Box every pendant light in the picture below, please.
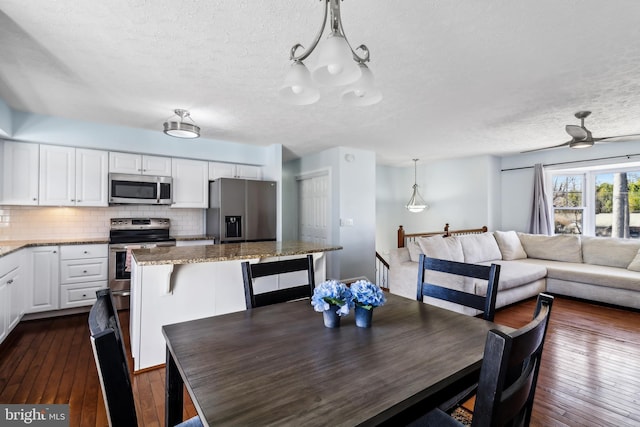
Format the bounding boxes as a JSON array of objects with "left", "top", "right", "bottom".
[
  {"left": 406, "top": 159, "right": 428, "bottom": 213},
  {"left": 280, "top": 0, "right": 381, "bottom": 106},
  {"left": 163, "top": 109, "right": 200, "bottom": 139}
]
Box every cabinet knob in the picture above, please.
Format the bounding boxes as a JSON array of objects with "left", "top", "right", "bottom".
[
  {"left": 53, "top": 251, "right": 57, "bottom": 254},
  {"left": 32, "top": 198, "right": 37, "bottom": 201},
  {"left": 70, "top": 199, "right": 75, "bottom": 202},
  {"left": 7, "top": 279, "right": 13, "bottom": 284},
  {"left": 84, "top": 251, "right": 88, "bottom": 254},
  {"left": 82, "top": 294, "right": 87, "bottom": 298},
  {"left": 77, "top": 199, "right": 81, "bottom": 202},
  {"left": 83, "top": 270, "right": 88, "bottom": 273}
]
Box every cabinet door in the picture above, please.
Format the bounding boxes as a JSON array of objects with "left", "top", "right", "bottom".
[
  {"left": 172, "top": 158, "right": 208, "bottom": 208},
  {"left": 0, "top": 281, "right": 6, "bottom": 343},
  {"left": 27, "top": 247, "right": 60, "bottom": 313},
  {"left": 75, "top": 149, "right": 108, "bottom": 206},
  {"left": 39, "top": 145, "right": 75, "bottom": 206},
  {"left": 236, "top": 165, "right": 263, "bottom": 180},
  {"left": 1, "top": 141, "right": 39, "bottom": 205},
  {"left": 6, "top": 267, "right": 22, "bottom": 330},
  {"left": 209, "top": 162, "right": 236, "bottom": 180},
  {"left": 142, "top": 155, "right": 172, "bottom": 176},
  {"left": 109, "top": 152, "right": 142, "bottom": 174}
]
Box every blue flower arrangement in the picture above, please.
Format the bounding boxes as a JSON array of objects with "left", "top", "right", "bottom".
[
  {"left": 350, "top": 280, "right": 386, "bottom": 310},
  {"left": 311, "top": 280, "right": 354, "bottom": 316}
]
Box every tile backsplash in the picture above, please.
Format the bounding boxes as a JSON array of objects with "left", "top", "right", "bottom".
[{"left": 0, "top": 205, "right": 204, "bottom": 241}]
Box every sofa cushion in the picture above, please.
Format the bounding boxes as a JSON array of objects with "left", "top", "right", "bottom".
[
  {"left": 458, "top": 233, "right": 502, "bottom": 263},
  {"left": 417, "top": 235, "right": 464, "bottom": 262},
  {"left": 407, "top": 241, "right": 422, "bottom": 263},
  {"left": 475, "top": 260, "right": 547, "bottom": 294},
  {"left": 517, "top": 233, "right": 582, "bottom": 263},
  {"left": 493, "top": 230, "right": 527, "bottom": 260},
  {"left": 517, "top": 258, "right": 640, "bottom": 292},
  {"left": 581, "top": 236, "right": 640, "bottom": 268},
  {"left": 628, "top": 249, "right": 640, "bottom": 272}
]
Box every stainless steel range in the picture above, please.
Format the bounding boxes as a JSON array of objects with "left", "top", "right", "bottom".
[{"left": 108, "top": 218, "right": 176, "bottom": 309}]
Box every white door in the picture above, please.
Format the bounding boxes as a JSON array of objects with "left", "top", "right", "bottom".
[
  {"left": 297, "top": 173, "right": 330, "bottom": 244},
  {"left": 171, "top": 158, "right": 208, "bottom": 208},
  {"left": 27, "top": 246, "right": 60, "bottom": 313}
]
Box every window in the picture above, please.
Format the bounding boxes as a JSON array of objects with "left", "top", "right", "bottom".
[{"left": 550, "top": 164, "right": 640, "bottom": 239}]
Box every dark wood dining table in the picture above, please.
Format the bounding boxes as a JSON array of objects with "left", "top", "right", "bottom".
[{"left": 162, "top": 293, "right": 512, "bottom": 427}]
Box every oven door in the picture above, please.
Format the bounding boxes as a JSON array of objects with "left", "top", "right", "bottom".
[{"left": 108, "top": 241, "right": 175, "bottom": 309}]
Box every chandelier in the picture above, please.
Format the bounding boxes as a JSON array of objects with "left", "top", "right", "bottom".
[
  {"left": 406, "top": 159, "right": 428, "bottom": 213},
  {"left": 163, "top": 109, "right": 200, "bottom": 139},
  {"left": 279, "top": 0, "right": 382, "bottom": 106}
]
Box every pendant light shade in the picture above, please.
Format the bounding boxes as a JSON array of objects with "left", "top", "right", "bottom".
[
  {"left": 311, "top": 34, "right": 361, "bottom": 86},
  {"left": 406, "top": 159, "right": 428, "bottom": 213},
  {"left": 279, "top": 61, "right": 321, "bottom": 105},
  {"left": 341, "top": 63, "right": 382, "bottom": 106},
  {"left": 281, "top": 0, "right": 381, "bottom": 105},
  {"left": 163, "top": 109, "right": 200, "bottom": 139}
]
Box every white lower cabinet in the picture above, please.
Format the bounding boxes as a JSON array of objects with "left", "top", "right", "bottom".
[
  {"left": 27, "top": 246, "right": 60, "bottom": 313},
  {"left": 59, "top": 244, "right": 108, "bottom": 309},
  {"left": 0, "top": 251, "right": 24, "bottom": 344}
]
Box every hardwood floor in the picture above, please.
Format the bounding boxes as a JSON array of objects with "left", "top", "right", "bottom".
[{"left": 0, "top": 296, "right": 638, "bottom": 426}]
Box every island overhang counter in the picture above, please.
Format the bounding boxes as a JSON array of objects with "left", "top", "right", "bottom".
[{"left": 129, "top": 241, "right": 342, "bottom": 371}]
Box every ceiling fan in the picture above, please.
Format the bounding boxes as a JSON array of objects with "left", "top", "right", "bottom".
[{"left": 522, "top": 111, "right": 640, "bottom": 153}]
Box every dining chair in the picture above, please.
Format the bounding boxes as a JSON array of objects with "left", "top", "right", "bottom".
[
  {"left": 417, "top": 254, "right": 501, "bottom": 321},
  {"left": 89, "top": 289, "right": 202, "bottom": 427},
  {"left": 408, "top": 293, "right": 555, "bottom": 427},
  {"left": 241, "top": 254, "right": 315, "bottom": 309}
]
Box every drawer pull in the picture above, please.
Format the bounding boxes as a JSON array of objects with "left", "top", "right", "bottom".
[
  {"left": 84, "top": 251, "right": 88, "bottom": 254},
  {"left": 82, "top": 294, "right": 87, "bottom": 298},
  {"left": 7, "top": 279, "right": 13, "bottom": 284},
  {"left": 83, "top": 270, "right": 88, "bottom": 273}
]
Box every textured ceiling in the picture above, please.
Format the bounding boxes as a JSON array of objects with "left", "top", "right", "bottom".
[{"left": 2, "top": 0, "right": 640, "bottom": 166}]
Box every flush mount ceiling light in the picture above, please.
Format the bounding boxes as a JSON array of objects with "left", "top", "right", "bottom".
[
  {"left": 279, "top": 0, "right": 382, "bottom": 106},
  {"left": 163, "top": 109, "right": 200, "bottom": 139},
  {"left": 406, "top": 159, "right": 428, "bottom": 213}
]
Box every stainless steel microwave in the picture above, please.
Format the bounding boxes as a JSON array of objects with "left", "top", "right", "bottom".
[{"left": 109, "top": 173, "right": 172, "bottom": 205}]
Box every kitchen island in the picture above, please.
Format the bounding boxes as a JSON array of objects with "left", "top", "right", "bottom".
[{"left": 129, "top": 241, "right": 342, "bottom": 371}]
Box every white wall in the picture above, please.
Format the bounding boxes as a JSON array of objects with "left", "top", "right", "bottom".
[
  {"left": 376, "top": 155, "right": 501, "bottom": 258},
  {"left": 283, "top": 146, "right": 377, "bottom": 281}
]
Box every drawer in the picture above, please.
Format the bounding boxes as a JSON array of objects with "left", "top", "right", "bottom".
[
  {"left": 60, "top": 282, "right": 107, "bottom": 308},
  {"left": 60, "top": 258, "right": 108, "bottom": 284},
  {"left": 60, "top": 244, "right": 108, "bottom": 260}
]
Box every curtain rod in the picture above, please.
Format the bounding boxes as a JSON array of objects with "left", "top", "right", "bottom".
[{"left": 501, "top": 153, "right": 640, "bottom": 172}]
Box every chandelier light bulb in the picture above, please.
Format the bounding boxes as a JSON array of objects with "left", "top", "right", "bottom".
[
  {"left": 292, "top": 85, "right": 304, "bottom": 94},
  {"left": 327, "top": 63, "right": 343, "bottom": 75}
]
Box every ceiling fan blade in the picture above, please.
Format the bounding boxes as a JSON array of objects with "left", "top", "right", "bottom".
[
  {"left": 521, "top": 141, "right": 571, "bottom": 153},
  {"left": 565, "top": 125, "right": 589, "bottom": 140},
  {"left": 593, "top": 133, "right": 640, "bottom": 142}
]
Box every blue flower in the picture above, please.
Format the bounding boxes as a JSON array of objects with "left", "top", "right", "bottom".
[
  {"left": 350, "top": 280, "right": 386, "bottom": 310},
  {"left": 311, "top": 280, "right": 354, "bottom": 316}
]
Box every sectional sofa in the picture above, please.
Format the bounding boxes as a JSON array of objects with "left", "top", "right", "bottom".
[{"left": 389, "top": 229, "right": 640, "bottom": 314}]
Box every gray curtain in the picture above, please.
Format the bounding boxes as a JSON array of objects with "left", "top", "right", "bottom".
[{"left": 529, "top": 163, "right": 552, "bottom": 235}]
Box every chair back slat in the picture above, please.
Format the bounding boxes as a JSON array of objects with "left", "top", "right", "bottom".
[
  {"left": 417, "top": 255, "right": 500, "bottom": 321},
  {"left": 472, "top": 293, "right": 554, "bottom": 427},
  {"left": 89, "top": 289, "right": 137, "bottom": 427},
  {"left": 242, "top": 254, "right": 315, "bottom": 309}
]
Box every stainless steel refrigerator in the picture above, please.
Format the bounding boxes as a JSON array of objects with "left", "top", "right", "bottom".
[{"left": 206, "top": 178, "right": 277, "bottom": 243}]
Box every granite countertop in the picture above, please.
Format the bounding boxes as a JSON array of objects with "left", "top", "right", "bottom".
[
  {"left": 132, "top": 241, "right": 343, "bottom": 266},
  {"left": 0, "top": 238, "right": 110, "bottom": 257}
]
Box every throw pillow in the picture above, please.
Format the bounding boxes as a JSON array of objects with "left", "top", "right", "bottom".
[
  {"left": 517, "top": 233, "right": 582, "bottom": 263},
  {"left": 407, "top": 241, "right": 423, "bottom": 263},
  {"left": 494, "top": 230, "right": 527, "bottom": 260},
  {"left": 628, "top": 249, "right": 640, "bottom": 272},
  {"left": 458, "top": 233, "right": 502, "bottom": 263},
  {"left": 417, "top": 235, "right": 464, "bottom": 262}
]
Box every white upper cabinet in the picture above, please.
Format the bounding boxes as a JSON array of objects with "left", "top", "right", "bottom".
[
  {"left": 1, "top": 141, "right": 40, "bottom": 205},
  {"left": 39, "top": 145, "right": 75, "bottom": 206},
  {"left": 109, "top": 152, "right": 172, "bottom": 176},
  {"left": 209, "top": 162, "right": 262, "bottom": 180},
  {"left": 172, "top": 158, "right": 208, "bottom": 208},
  {"left": 39, "top": 146, "right": 108, "bottom": 206},
  {"left": 75, "top": 149, "right": 109, "bottom": 206}
]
